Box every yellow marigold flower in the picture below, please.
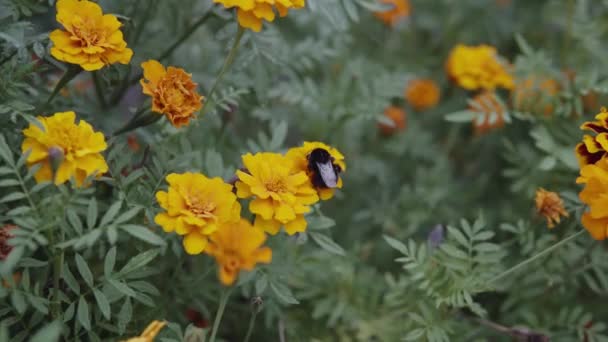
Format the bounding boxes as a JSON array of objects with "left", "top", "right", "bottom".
[
  {"left": 405, "top": 79, "right": 441, "bottom": 111},
  {"left": 374, "top": 0, "right": 411, "bottom": 26},
  {"left": 469, "top": 91, "right": 507, "bottom": 135},
  {"left": 21, "top": 111, "right": 108, "bottom": 187},
  {"left": 445, "top": 44, "right": 514, "bottom": 91},
  {"left": 49, "top": 0, "right": 133, "bottom": 71},
  {"left": 235, "top": 152, "right": 318, "bottom": 235},
  {"left": 122, "top": 320, "right": 166, "bottom": 342},
  {"left": 213, "top": 0, "right": 305, "bottom": 32},
  {"left": 575, "top": 107, "right": 608, "bottom": 167},
  {"left": 535, "top": 188, "right": 568, "bottom": 229},
  {"left": 378, "top": 106, "right": 407, "bottom": 136},
  {"left": 285, "top": 142, "right": 346, "bottom": 200},
  {"left": 576, "top": 159, "right": 608, "bottom": 240},
  {"left": 140, "top": 60, "right": 203, "bottom": 128},
  {"left": 155, "top": 172, "right": 241, "bottom": 255},
  {"left": 512, "top": 76, "right": 559, "bottom": 116},
  {"left": 206, "top": 219, "right": 272, "bottom": 285}
]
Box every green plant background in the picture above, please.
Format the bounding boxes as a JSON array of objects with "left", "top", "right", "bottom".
[{"left": 1, "top": 0, "right": 608, "bottom": 341}]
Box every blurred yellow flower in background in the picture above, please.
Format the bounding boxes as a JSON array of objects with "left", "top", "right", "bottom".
[
  {"left": 446, "top": 44, "right": 513, "bottom": 91},
  {"left": 155, "top": 173, "right": 241, "bottom": 254},
  {"left": 374, "top": 0, "right": 411, "bottom": 26},
  {"left": 122, "top": 320, "right": 166, "bottom": 342},
  {"left": 535, "top": 188, "right": 568, "bottom": 229},
  {"left": 405, "top": 79, "right": 440, "bottom": 111},
  {"left": 140, "top": 60, "right": 204, "bottom": 128},
  {"left": 214, "top": 0, "right": 305, "bottom": 32},
  {"left": 21, "top": 111, "right": 108, "bottom": 186},
  {"left": 236, "top": 152, "right": 318, "bottom": 235},
  {"left": 469, "top": 91, "right": 507, "bottom": 135},
  {"left": 49, "top": 0, "right": 133, "bottom": 71},
  {"left": 577, "top": 159, "right": 608, "bottom": 240},
  {"left": 206, "top": 219, "right": 272, "bottom": 285},
  {"left": 575, "top": 107, "right": 608, "bottom": 167},
  {"left": 286, "top": 142, "right": 346, "bottom": 200}
]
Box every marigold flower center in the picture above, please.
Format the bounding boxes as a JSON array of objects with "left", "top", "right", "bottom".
[
  {"left": 222, "top": 253, "right": 241, "bottom": 271},
  {"left": 187, "top": 196, "right": 217, "bottom": 219},
  {"left": 71, "top": 18, "right": 105, "bottom": 47},
  {"left": 265, "top": 179, "right": 287, "bottom": 193}
]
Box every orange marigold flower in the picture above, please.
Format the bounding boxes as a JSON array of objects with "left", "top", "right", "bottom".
[
  {"left": 21, "top": 111, "right": 108, "bottom": 186},
  {"left": 214, "top": 0, "right": 305, "bottom": 32},
  {"left": 206, "top": 219, "right": 272, "bottom": 285},
  {"left": 535, "top": 188, "right": 568, "bottom": 229},
  {"left": 512, "top": 76, "right": 560, "bottom": 116},
  {"left": 576, "top": 159, "right": 608, "bottom": 240},
  {"left": 140, "top": 60, "right": 204, "bottom": 128},
  {"left": 470, "top": 91, "right": 508, "bottom": 135},
  {"left": 154, "top": 172, "right": 241, "bottom": 255},
  {"left": 575, "top": 107, "right": 608, "bottom": 167},
  {"left": 49, "top": 0, "right": 133, "bottom": 71},
  {"left": 0, "top": 224, "right": 16, "bottom": 260},
  {"left": 2, "top": 273, "right": 21, "bottom": 289},
  {"left": 405, "top": 79, "right": 441, "bottom": 111},
  {"left": 374, "top": 0, "right": 411, "bottom": 26},
  {"left": 378, "top": 106, "right": 406, "bottom": 136},
  {"left": 446, "top": 44, "right": 514, "bottom": 91},
  {"left": 235, "top": 152, "right": 319, "bottom": 235},
  {"left": 122, "top": 320, "right": 166, "bottom": 342},
  {"left": 285, "top": 142, "right": 346, "bottom": 200}
]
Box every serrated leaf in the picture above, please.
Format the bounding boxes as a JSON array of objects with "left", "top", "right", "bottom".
[{"left": 75, "top": 254, "right": 94, "bottom": 287}]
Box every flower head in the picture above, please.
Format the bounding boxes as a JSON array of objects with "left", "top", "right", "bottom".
[
  {"left": 374, "top": 0, "right": 411, "bottom": 26},
  {"left": 140, "top": 60, "right": 204, "bottom": 128},
  {"left": 535, "top": 188, "right": 568, "bottom": 229},
  {"left": 285, "top": 142, "right": 346, "bottom": 200},
  {"left": 21, "top": 111, "right": 108, "bottom": 186},
  {"left": 446, "top": 44, "right": 514, "bottom": 91},
  {"left": 236, "top": 152, "right": 318, "bottom": 235},
  {"left": 469, "top": 91, "right": 507, "bottom": 135},
  {"left": 122, "top": 320, "right": 166, "bottom": 342},
  {"left": 378, "top": 106, "right": 407, "bottom": 136},
  {"left": 214, "top": 0, "right": 305, "bottom": 32},
  {"left": 206, "top": 219, "right": 272, "bottom": 285},
  {"left": 155, "top": 172, "right": 241, "bottom": 254},
  {"left": 575, "top": 107, "right": 608, "bottom": 167},
  {"left": 0, "top": 225, "right": 16, "bottom": 260},
  {"left": 577, "top": 160, "right": 608, "bottom": 240},
  {"left": 49, "top": 0, "right": 133, "bottom": 71},
  {"left": 405, "top": 79, "right": 441, "bottom": 111},
  {"left": 512, "top": 76, "right": 559, "bottom": 116}
]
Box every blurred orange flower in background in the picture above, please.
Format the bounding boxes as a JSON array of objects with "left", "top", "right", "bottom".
[
  {"left": 512, "top": 76, "right": 559, "bottom": 116},
  {"left": 535, "top": 188, "right": 568, "bottom": 229},
  {"left": 374, "top": 0, "right": 411, "bottom": 26},
  {"left": 140, "top": 60, "right": 204, "bottom": 128},
  {"left": 405, "top": 79, "right": 441, "bottom": 111},
  {"left": 49, "top": 0, "right": 133, "bottom": 71},
  {"left": 214, "top": 0, "right": 305, "bottom": 32},
  {"left": 446, "top": 44, "right": 514, "bottom": 91},
  {"left": 379, "top": 105, "right": 406, "bottom": 136},
  {"left": 469, "top": 91, "right": 507, "bottom": 135}
]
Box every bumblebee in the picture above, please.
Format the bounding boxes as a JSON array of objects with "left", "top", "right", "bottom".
[{"left": 307, "top": 148, "right": 342, "bottom": 188}]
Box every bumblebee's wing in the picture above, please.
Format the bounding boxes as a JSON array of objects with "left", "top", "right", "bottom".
[{"left": 315, "top": 161, "right": 338, "bottom": 188}]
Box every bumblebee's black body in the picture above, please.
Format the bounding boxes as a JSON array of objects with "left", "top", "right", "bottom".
[{"left": 307, "top": 148, "right": 342, "bottom": 188}]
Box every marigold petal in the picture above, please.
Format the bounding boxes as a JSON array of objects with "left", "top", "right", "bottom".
[
  {"left": 183, "top": 232, "right": 208, "bottom": 255},
  {"left": 250, "top": 199, "right": 274, "bottom": 220},
  {"left": 141, "top": 60, "right": 166, "bottom": 86},
  {"left": 219, "top": 266, "right": 237, "bottom": 285},
  {"left": 582, "top": 212, "right": 608, "bottom": 240},
  {"left": 237, "top": 9, "right": 263, "bottom": 32},
  {"left": 284, "top": 215, "right": 307, "bottom": 235},
  {"left": 154, "top": 213, "right": 176, "bottom": 233},
  {"left": 254, "top": 217, "right": 281, "bottom": 235}
]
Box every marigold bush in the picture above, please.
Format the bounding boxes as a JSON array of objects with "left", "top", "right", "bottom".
[{"left": 2, "top": 0, "right": 608, "bottom": 341}]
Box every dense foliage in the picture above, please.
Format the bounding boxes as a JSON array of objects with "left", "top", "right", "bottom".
[{"left": 1, "top": 0, "right": 608, "bottom": 341}]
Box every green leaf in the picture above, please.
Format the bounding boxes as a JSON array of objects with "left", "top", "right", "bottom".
[
  {"left": 108, "top": 279, "right": 136, "bottom": 297},
  {"left": 66, "top": 208, "right": 83, "bottom": 234},
  {"left": 270, "top": 281, "right": 299, "bottom": 305},
  {"left": 30, "top": 321, "right": 62, "bottom": 342},
  {"left": 77, "top": 296, "right": 91, "bottom": 330},
  {"left": 444, "top": 110, "right": 475, "bottom": 122},
  {"left": 0, "top": 323, "right": 8, "bottom": 342},
  {"left": 62, "top": 264, "right": 80, "bottom": 294},
  {"left": 0, "top": 179, "right": 19, "bottom": 187},
  {"left": 104, "top": 247, "right": 116, "bottom": 277},
  {"left": 11, "top": 290, "right": 26, "bottom": 314},
  {"left": 120, "top": 225, "right": 165, "bottom": 246},
  {"left": 99, "top": 200, "right": 122, "bottom": 227},
  {"left": 75, "top": 254, "right": 94, "bottom": 287},
  {"left": 0, "top": 192, "right": 26, "bottom": 203},
  {"left": 0, "top": 135, "right": 14, "bottom": 165},
  {"left": 383, "top": 235, "right": 408, "bottom": 254},
  {"left": 113, "top": 207, "right": 141, "bottom": 224},
  {"left": 86, "top": 198, "right": 98, "bottom": 229},
  {"left": 117, "top": 298, "right": 132, "bottom": 334},
  {"left": 255, "top": 273, "right": 268, "bottom": 295},
  {"left": 307, "top": 216, "right": 336, "bottom": 230},
  {"left": 93, "top": 288, "right": 111, "bottom": 320},
  {"left": 310, "top": 232, "right": 345, "bottom": 256},
  {"left": 118, "top": 249, "right": 159, "bottom": 276},
  {"left": 447, "top": 226, "right": 469, "bottom": 248}
]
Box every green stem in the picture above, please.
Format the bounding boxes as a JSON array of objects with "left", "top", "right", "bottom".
[
  {"left": 209, "top": 288, "right": 232, "bottom": 342},
  {"left": 38, "top": 65, "right": 82, "bottom": 113},
  {"left": 487, "top": 229, "right": 585, "bottom": 285},
  {"left": 206, "top": 26, "right": 245, "bottom": 105},
  {"left": 92, "top": 71, "right": 108, "bottom": 109},
  {"left": 243, "top": 311, "right": 258, "bottom": 342}
]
